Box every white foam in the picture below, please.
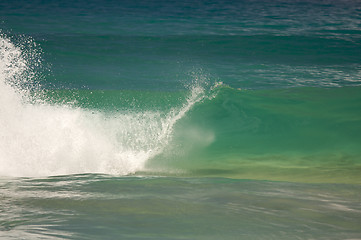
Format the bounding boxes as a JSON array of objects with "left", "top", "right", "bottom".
[{"left": 0, "top": 35, "right": 206, "bottom": 177}]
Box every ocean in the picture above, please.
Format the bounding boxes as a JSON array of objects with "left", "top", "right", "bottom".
[{"left": 1, "top": 0, "right": 361, "bottom": 239}]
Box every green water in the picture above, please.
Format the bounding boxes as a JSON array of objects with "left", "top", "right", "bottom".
[
  {"left": 37, "top": 86, "right": 361, "bottom": 184},
  {"left": 163, "top": 86, "right": 361, "bottom": 183}
]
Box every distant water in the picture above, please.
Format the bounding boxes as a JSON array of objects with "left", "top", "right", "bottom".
[{"left": 1, "top": 0, "right": 361, "bottom": 239}]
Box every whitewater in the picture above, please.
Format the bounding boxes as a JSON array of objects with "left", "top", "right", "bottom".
[{"left": 0, "top": 35, "right": 211, "bottom": 177}]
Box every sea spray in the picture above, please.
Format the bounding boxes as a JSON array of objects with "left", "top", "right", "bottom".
[{"left": 0, "top": 35, "right": 212, "bottom": 177}]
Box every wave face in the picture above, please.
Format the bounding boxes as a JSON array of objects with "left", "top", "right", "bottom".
[
  {"left": 0, "top": 35, "right": 211, "bottom": 177},
  {"left": 151, "top": 86, "right": 361, "bottom": 183}
]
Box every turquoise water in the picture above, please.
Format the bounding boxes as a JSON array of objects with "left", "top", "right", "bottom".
[{"left": 1, "top": 0, "right": 361, "bottom": 239}]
